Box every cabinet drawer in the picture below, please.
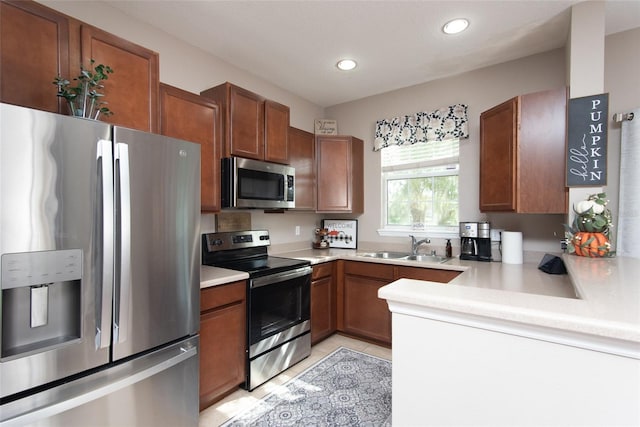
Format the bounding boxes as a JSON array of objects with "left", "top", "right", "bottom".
[
  {"left": 395, "top": 266, "right": 461, "bottom": 283},
  {"left": 200, "top": 281, "right": 246, "bottom": 313},
  {"left": 344, "top": 261, "right": 395, "bottom": 281},
  {"left": 312, "top": 262, "right": 334, "bottom": 280}
]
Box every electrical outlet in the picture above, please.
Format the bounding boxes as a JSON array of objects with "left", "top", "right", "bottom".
[
  {"left": 491, "top": 229, "right": 503, "bottom": 242},
  {"left": 295, "top": 225, "right": 300, "bottom": 236}
]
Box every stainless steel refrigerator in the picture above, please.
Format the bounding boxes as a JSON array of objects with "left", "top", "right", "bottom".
[{"left": 0, "top": 103, "right": 201, "bottom": 426}]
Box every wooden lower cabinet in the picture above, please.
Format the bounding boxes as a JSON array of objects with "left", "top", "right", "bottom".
[
  {"left": 199, "top": 281, "right": 246, "bottom": 410},
  {"left": 311, "top": 262, "right": 336, "bottom": 344},
  {"left": 337, "top": 261, "right": 462, "bottom": 346},
  {"left": 339, "top": 261, "right": 394, "bottom": 346}
]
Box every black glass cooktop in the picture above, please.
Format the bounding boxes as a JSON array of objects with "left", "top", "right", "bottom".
[
  {"left": 201, "top": 230, "right": 310, "bottom": 278},
  {"left": 211, "top": 256, "right": 310, "bottom": 278}
]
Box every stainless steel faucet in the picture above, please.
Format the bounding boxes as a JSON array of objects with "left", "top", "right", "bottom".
[{"left": 409, "top": 235, "right": 431, "bottom": 255}]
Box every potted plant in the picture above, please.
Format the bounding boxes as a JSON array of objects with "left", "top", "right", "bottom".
[
  {"left": 53, "top": 59, "right": 114, "bottom": 119},
  {"left": 565, "top": 192, "right": 614, "bottom": 257}
]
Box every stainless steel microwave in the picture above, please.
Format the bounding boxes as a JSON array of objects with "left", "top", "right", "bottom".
[{"left": 221, "top": 157, "right": 295, "bottom": 209}]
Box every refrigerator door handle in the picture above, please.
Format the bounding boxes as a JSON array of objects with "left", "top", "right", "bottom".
[
  {"left": 96, "top": 139, "right": 114, "bottom": 350},
  {"left": 114, "top": 142, "right": 132, "bottom": 344}
]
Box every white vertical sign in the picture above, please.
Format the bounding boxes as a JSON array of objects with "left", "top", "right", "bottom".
[{"left": 616, "top": 108, "right": 640, "bottom": 259}]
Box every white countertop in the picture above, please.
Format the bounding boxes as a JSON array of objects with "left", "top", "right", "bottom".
[
  {"left": 200, "top": 265, "right": 248, "bottom": 289},
  {"left": 199, "top": 248, "right": 639, "bottom": 353},
  {"left": 379, "top": 254, "right": 640, "bottom": 354},
  {"left": 273, "top": 248, "right": 576, "bottom": 298}
]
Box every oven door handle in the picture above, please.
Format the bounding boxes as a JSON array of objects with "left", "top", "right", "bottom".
[{"left": 250, "top": 266, "right": 312, "bottom": 288}]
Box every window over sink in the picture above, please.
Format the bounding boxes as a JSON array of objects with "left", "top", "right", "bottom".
[{"left": 380, "top": 139, "right": 459, "bottom": 236}]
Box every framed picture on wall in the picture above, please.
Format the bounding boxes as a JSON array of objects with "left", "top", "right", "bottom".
[
  {"left": 314, "top": 119, "right": 338, "bottom": 135},
  {"left": 322, "top": 219, "right": 357, "bottom": 249}
]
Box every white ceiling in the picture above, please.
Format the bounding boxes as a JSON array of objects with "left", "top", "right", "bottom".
[{"left": 105, "top": 0, "right": 640, "bottom": 107}]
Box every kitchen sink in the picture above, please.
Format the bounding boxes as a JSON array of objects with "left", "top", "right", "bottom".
[
  {"left": 402, "top": 254, "right": 448, "bottom": 263},
  {"left": 359, "top": 251, "right": 410, "bottom": 259},
  {"left": 358, "top": 251, "right": 449, "bottom": 264}
]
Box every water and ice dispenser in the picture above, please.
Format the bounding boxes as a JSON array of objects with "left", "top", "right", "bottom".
[{"left": 1, "top": 249, "right": 83, "bottom": 360}]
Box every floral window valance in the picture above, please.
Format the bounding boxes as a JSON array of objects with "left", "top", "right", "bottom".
[{"left": 374, "top": 104, "right": 469, "bottom": 151}]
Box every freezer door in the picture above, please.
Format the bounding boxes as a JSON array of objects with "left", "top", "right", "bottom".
[
  {"left": 0, "top": 104, "right": 113, "bottom": 398},
  {"left": 112, "top": 127, "right": 200, "bottom": 361},
  {"left": 0, "top": 336, "right": 199, "bottom": 427}
]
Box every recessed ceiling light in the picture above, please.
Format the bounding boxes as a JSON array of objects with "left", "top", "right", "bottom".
[
  {"left": 443, "top": 18, "right": 469, "bottom": 35},
  {"left": 336, "top": 59, "right": 357, "bottom": 71}
]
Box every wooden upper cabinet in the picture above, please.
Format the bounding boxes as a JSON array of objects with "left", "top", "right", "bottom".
[
  {"left": 288, "top": 126, "right": 316, "bottom": 210},
  {"left": 0, "top": 0, "right": 70, "bottom": 113},
  {"left": 264, "top": 100, "right": 290, "bottom": 164},
  {"left": 316, "top": 135, "right": 364, "bottom": 213},
  {"left": 159, "top": 84, "right": 221, "bottom": 212},
  {"left": 80, "top": 25, "right": 159, "bottom": 133},
  {"left": 201, "top": 82, "right": 290, "bottom": 164},
  {"left": 479, "top": 97, "right": 518, "bottom": 211},
  {"left": 480, "top": 87, "right": 568, "bottom": 213}
]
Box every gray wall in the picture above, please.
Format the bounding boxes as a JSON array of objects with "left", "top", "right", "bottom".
[{"left": 40, "top": 1, "right": 640, "bottom": 252}]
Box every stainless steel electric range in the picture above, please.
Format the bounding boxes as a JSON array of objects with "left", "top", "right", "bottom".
[{"left": 202, "top": 230, "right": 312, "bottom": 390}]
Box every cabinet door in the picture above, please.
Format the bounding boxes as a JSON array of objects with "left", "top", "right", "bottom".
[
  {"left": 342, "top": 274, "right": 391, "bottom": 345},
  {"left": 81, "top": 25, "right": 159, "bottom": 133},
  {"left": 0, "top": 0, "right": 69, "bottom": 113},
  {"left": 200, "top": 282, "right": 246, "bottom": 409},
  {"left": 228, "top": 85, "right": 264, "bottom": 160},
  {"left": 159, "top": 84, "right": 221, "bottom": 212},
  {"left": 288, "top": 127, "right": 316, "bottom": 210},
  {"left": 518, "top": 87, "right": 567, "bottom": 213},
  {"left": 340, "top": 261, "right": 393, "bottom": 345},
  {"left": 311, "top": 275, "right": 336, "bottom": 345},
  {"left": 264, "top": 100, "right": 290, "bottom": 164},
  {"left": 316, "top": 136, "right": 364, "bottom": 213},
  {"left": 479, "top": 97, "right": 518, "bottom": 212}
]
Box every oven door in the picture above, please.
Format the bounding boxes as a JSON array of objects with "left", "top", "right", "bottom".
[{"left": 247, "top": 266, "right": 311, "bottom": 358}]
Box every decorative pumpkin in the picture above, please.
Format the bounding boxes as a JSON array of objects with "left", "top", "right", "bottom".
[{"left": 571, "top": 232, "right": 610, "bottom": 257}]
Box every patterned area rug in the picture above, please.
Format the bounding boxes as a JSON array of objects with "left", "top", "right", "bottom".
[{"left": 221, "top": 347, "right": 392, "bottom": 426}]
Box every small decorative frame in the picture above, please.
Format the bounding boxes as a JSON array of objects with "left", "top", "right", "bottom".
[
  {"left": 314, "top": 119, "right": 338, "bottom": 135},
  {"left": 322, "top": 219, "right": 357, "bottom": 249}
]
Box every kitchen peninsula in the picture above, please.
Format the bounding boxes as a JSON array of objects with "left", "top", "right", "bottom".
[{"left": 378, "top": 254, "right": 640, "bottom": 426}]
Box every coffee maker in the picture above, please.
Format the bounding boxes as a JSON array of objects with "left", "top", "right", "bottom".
[
  {"left": 477, "top": 221, "right": 492, "bottom": 262},
  {"left": 459, "top": 222, "right": 478, "bottom": 260},
  {"left": 459, "top": 221, "right": 493, "bottom": 261}
]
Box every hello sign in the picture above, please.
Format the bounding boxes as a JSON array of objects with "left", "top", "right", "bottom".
[{"left": 566, "top": 93, "right": 608, "bottom": 186}]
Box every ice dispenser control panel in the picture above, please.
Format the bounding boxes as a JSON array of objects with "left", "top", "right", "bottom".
[{"left": 1, "top": 249, "right": 82, "bottom": 289}]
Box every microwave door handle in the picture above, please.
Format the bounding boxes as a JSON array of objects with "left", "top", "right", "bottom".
[
  {"left": 96, "top": 139, "right": 114, "bottom": 350},
  {"left": 114, "top": 142, "right": 132, "bottom": 344}
]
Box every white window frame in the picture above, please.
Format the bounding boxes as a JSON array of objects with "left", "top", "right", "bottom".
[{"left": 378, "top": 141, "right": 460, "bottom": 239}]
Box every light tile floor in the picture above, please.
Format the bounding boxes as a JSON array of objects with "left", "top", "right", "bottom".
[{"left": 198, "top": 334, "right": 392, "bottom": 426}]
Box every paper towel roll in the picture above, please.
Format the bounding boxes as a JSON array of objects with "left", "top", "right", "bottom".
[{"left": 502, "top": 231, "right": 523, "bottom": 264}]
